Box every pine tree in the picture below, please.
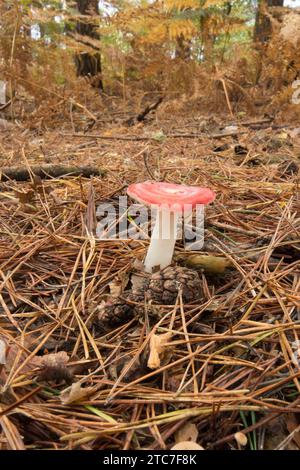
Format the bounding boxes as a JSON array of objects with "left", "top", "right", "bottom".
[{"left": 74, "top": 0, "right": 103, "bottom": 91}]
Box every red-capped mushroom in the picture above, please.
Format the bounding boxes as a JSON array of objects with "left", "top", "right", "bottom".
[{"left": 127, "top": 181, "right": 215, "bottom": 273}]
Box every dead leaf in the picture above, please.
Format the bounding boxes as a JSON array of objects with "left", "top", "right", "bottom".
[
  {"left": 0, "top": 119, "right": 15, "bottom": 131},
  {"left": 179, "top": 254, "right": 231, "bottom": 274},
  {"left": 288, "top": 127, "right": 300, "bottom": 139},
  {"left": 38, "top": 351, "right": 73, "bottom": 384},
  {"left": 108, "top": 356, "right": 146, "bottom": 383},
  {"left": 109, "top": 280, "right": 123, "bottom": 298},
  {"left": 40, "top": 351, "right": 69, "bottom": 368},
  {"left": 166, "top": 373, "right": 195, "bottom": 393},
  {"left": 60, "top": 382, "right": 94, "bottom": 405},
  {"left": 263, "top": 416, "right": 298, "bottom": 450},
  {"left": 132, "top": 258, "right": 145, "bottom": 271},
  {"left": 131, "top": 273, "right": 148, "bottom": 294},
  {"left": 171, "top": 441, "right": 204, "bottom": 450},
  {"left": 49, "top": 190, "right": 64, "bottom": 205},
  {"left": 286, "top": 413, "right": 300, "bottom": 449},
  {"left": 175, "top": 423, "right": 199, "bottom": 443},
  {"left": 147, "top": 332, "right": 172, "bottom": 369},
  {"left": 109, "top": 272, "right": 129, "bottom": 298},
  {"left": 14, "top": 189, "right": 35, "bottom": 204},
  {"left": 0, "top": 337, "right": 40, "bottom": 374}
]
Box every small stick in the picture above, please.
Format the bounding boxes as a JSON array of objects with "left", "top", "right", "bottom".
[
  {"left": 61, "top": 130, "right": 247, "bottom": 140},
  {"left": 240, "top": 118, "right": 273, "bottom": 127},
  {"left": 220, "top": 78, "right": 234, "bottom": 118},
  {"left": 0, "top": 164, "right": 105, "bottom": 181},
  {"left": 126, "top": 96, "right": 164, "bottom": 126},
  {"left": 0, "top": 100, "right": 12, "bottom": 111},
  {"left": 143, "top": 150, "right": 158, "bottom": 181}
]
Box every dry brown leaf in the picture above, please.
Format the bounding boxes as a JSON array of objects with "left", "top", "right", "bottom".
[
  {"left": 263, "top": 416, "right": 298, "bottom": 450},
  {"left": 40, "top": 351, "right": 69, "bottom": 368},
  {"left": 0, "top": 337, "right": 41, "bottom": 374},
  {"left": 171, "top": 441, "right": 204, "bottom": 450},
  {"left": 49, "top": 190, "right": 64, "bottom": 205},
  {"left": 147, "top": 332, "right": 172, "bottom": 369},
  {"left": 131, "top": 273, "right": 147, "bottom": 294},
  {"left": 0, "top": 119, "right": 15, "bottom": 131},
  {"left": 38, "top": 351, "right": 73, "bottom": 384},
  {"left": 132, "top": 258, "right": 145, "bottom": 271},
  {"left": 14, "top": 189, "right": 35, "bottom": 204},
  {"left": 109, "top": 280, "right": 123, "bottom": 298},
  {"left": 286, "top": 413, "right": 300, "bottom": 449},
  {"left": 166, "top": 373, "right": 195, "bottom": 393},
  {"left": 175, "top": 422, "right": 199, "bottom": 443},
  {"left": 109, "top": 272, "right": 129, "bottom": 298},
  {"left": 60, "top": 382, "right": 94, "bottom": 405}
]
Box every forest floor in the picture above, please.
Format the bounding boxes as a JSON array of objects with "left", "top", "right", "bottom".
[{"left": 0, "top": 106, "right": 299, "bottom": 450}]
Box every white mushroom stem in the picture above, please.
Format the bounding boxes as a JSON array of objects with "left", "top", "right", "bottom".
[{"left": 144, "top": 209, "right": 179, "bottom": 273}]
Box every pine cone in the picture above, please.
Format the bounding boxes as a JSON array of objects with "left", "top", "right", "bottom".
[
  {"left": 98, "top": 266, "right": 202, "bottom": 330},
  {"left": 98, "top": 291, "right": 144, "bottom": 329},
  {"left": 100, "top": 299, "right": 133, "bottom": 328},
  {"left": 146, "top": 266, "right": 202, "bottom": 304}
]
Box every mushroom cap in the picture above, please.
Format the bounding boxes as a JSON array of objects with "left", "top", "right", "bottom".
[{"left": 127, "top": 181, "right": 215, "bottom": 210}]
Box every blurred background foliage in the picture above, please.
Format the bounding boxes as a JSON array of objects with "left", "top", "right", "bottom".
[{"left": 0, "top": 0, "right": 299, "bottom": 121}]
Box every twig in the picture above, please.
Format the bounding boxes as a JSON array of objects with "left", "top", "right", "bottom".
[
  {"left": 0, "top": 164, "right": 105, "bottom": 181},
  {"left": 219, "top": 78, "right": 234, "bottom": 118},
  {"left": 126, "top": 96, "right": 164, "bottom": 126},
  {"left": 61, "top": 130, "right": 247, "bottom": 141},
  {"left": 143, "top": 150, "right": 158, "bottom": 181},
  {"left": 0, "top": 100, "right": 12, "bottom": 112}
]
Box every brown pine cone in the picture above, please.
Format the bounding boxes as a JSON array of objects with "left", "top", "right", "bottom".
[
  {"left": 98, "top": 291, "right": 145, "bottom": 329},
  {"left": 98, "top": 266, "right": 202, "bottom": 329},
  {"left": 146, "top": 266, "right": 202, "bottom": 304},
  {"left": 100, "top": 298, "right": 133, "bottom": 328}
]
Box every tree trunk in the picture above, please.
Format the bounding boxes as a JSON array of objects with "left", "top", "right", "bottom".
[
  {"left": 254, "top": 0, "right": 284, "bottom": 43},
  {"left": 253, "top": 0, "right": 284, "bottom": 84},
  {"left": 74, "top": 0, "right": 103, "bottom": 91},
  {"left": 175, "top": 34, "right": 191, "bottom": 60}
]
